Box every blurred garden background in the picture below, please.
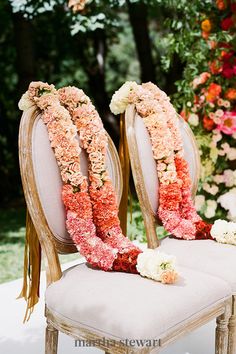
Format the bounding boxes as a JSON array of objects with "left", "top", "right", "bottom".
[{"left": 0, "top": 0, "right": 235, "bottom": 283}]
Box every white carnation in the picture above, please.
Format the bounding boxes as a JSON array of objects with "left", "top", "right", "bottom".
[
  {"left": 109, "top": 81, "right": 138, "bottom": 115},
  {"left": 210, "top": 219, "right": 228, "bottom": 239},
  {"left": 211, "top": 219, "right": 236, "bottom": 246},
  {"left": 136, "top": 249, "right": 176, "bottom": 282},
  {"left": 18, "top": 91, "right": 34, "bottom": 111}
]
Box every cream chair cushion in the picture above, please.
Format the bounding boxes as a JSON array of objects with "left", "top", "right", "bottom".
[
  {"left": 160, "top": 238, "right": 236, "bottom": 292},
  {"left": 45, "top": 263, "right": 230, "bottom": 342}
]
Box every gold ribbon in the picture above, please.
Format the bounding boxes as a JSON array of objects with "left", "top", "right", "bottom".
[
  {"left": 17, "top": 210, "right": 41, "bottom": 322},
  {"left": 118, "top": 113, "right": 132, "bottom": 235}
]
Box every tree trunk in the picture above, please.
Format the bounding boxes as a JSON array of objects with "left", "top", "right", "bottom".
[
  {"left": 127, "top": 0, "right": 156, "bottom": 83},
  {"left": 78, "top": 30, "right": 119, "bottom": 145},
  {"left": 12, "top": 12, "right": 35, "bottom": 97}
]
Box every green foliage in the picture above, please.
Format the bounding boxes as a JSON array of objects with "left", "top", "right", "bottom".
[{"left": 162, "top": 0, "right": 236, "bottom": 221}]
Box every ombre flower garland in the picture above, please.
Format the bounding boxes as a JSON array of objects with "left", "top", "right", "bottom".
[
  {"left": 19, "top": 81, "right": 179, "bottom": 284},
  {"left": 110, "top": 81, "right": 212, "bottom": 241}
]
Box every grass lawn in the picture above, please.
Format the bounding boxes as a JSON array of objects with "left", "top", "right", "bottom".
[
  {"left": 0, "top": 201, "right": 167, "bottom": 284},
  {"left": 0, "top": 207, "right": 79, "bottom": 284}
]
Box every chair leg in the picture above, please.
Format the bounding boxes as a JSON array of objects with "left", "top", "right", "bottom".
[
  {"left": 45, "top": 320, "right": 58, "bottom": 354},
  {"left": 228, "top": 296, "right": 236, "bottom": 354},
  {"left": 216, "top": 299, "right": 232, "bottom": 354}
]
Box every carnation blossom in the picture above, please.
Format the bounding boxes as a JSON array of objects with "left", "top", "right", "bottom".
[
  {"left": 136, "top": 249, "right": 178, "bottom": 284},
  {"left": 211, "top": 219, "right": 236, "bottom": 246},
  {"left": 18, "top": 92, "right": 34, "bottom": 111},
  {"left": 109, "top": 81, "right": 138, "bottom": 115}
]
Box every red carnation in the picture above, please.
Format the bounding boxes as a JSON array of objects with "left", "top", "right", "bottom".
[{"left": 195, "top": 221, "right": 213, "bottom": 240}]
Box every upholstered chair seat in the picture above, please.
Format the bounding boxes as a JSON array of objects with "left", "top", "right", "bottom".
[
  {"left": 159, "top": 239, "right": 236, "bottom": 291},
  {"left": 45, "top": 262, "right": 230, "bottom": 342}
]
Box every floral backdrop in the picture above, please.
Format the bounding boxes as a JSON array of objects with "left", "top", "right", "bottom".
[{"left": 166, "top": 0, "right": 236, "bottom": 222}]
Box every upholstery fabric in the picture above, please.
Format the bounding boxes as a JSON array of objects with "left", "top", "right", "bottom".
[
  {"left": 160, "top": 238, "right": 236, "bottom": 292},
  {"left": 32, "top": 116, "right": 116, "bottom": 244},
  {"left": 45, "top": 262, "right": 230, "bottom": 342},
  {"left": 135, "top": 114, "right": 198, "bottom": 213}
]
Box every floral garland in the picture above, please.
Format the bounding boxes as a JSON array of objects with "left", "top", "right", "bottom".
[
  {"left": 110, "top": 81, "right": 212, "bottom": 240},
  {"left": 19, "top": 81, "right": 179, "bottom": 284}
]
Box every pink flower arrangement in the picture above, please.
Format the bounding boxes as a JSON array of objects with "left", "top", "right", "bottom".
[
  {"left": 110, "top": 81, "right": 212, "bottom": 240},
  {"left": 217, "top": 111, "right": 236, "bottom": 135}
]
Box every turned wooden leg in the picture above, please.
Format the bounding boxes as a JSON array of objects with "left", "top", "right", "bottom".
[
  {"left": 45, "top": 320, "right": 58, "bottom": 354},
  {"left": 216, "top": 299, "right": 232, "bottom": 354},
  {"left": 228, "top": 296, "right": 236, "bottom": 354}
]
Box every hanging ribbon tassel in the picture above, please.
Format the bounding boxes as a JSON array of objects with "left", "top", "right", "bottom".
[
  {"left": 118, "top": 113, "right": 132, "bottom": 235},
  {"left": 17, "top": 210, "right": 41, "bottom": 322}
]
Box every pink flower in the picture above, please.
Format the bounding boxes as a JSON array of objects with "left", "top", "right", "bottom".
[
  {"left": 192, "top": 72, "right": 211, "bottom": 89},
  {"left": 160, "top": 270, "right": 178, "bottom": 284},
  {"left": 217, "top": 111, "right": 236, "bottom": 135}
]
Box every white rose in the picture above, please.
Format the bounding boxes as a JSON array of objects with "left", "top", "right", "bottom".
[
  {"left": 18, "top": 91, "right": 34, "bottom": 111},
  {"left": 109, "top": 81, "right": 138, "bottom": 115},
  {"left": 188, "top": 113, "right": 199, "bottom": 126}
]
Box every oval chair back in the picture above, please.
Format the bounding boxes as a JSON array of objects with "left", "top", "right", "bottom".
[
  {"left": 19, "top": 107, "right": 123, "bottom": 282},
  {"left": 125, "top": 104, "right": 201, "bottom": 249}
]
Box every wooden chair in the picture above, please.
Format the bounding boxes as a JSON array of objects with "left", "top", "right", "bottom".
[
  {"left": 19, "top": 107, "right": 232, "bottom": 354},
  {"left": 125, "top": 104, "right": 236, "bottom": 354}
]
